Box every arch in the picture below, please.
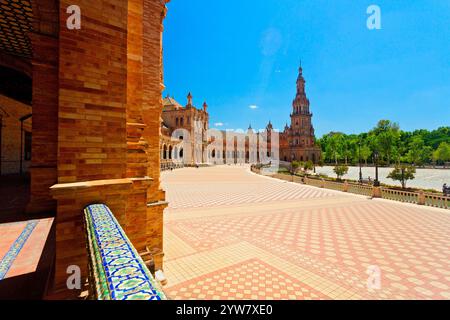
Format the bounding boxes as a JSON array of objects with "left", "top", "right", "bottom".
[
  {"left": 212, "top": 149, "right": 216, "bottom": 158},
  {"left": 0, "top": 66, "right": 32, "bottom": 105},
  {"left": 0, "top": 53, "right": 32, "bottom": 78},
  {"left": 179, "top": 148, "right": 184, "bottom": 159},
  {"left": 163, "top": 144, "right": 167, "bottom": 160},
  {"left": 168, "top": 145, "right": 173, "bottom": 159}
]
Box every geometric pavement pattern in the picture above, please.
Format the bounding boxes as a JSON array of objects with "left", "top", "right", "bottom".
[
  {"left": 166, "top": 258, "right": 330, "bottom": 300},
  {"left": 162, "top": 166, "right": 450, "bottom": 300},
  {"left": 162, "top": 166, "right": 339, "bottom": 210}
]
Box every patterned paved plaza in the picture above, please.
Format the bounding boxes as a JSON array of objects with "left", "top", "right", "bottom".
[{"left": 161, "top": 166, "right": 450, "bottom": 300}]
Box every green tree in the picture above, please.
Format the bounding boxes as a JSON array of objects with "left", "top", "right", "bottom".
[
  {"left": 333, "top": 164, "right": 349, "bottom": 180},
  {"left": 406, "top": 137, "right": 432, "bottom": 166},
  {"left": 369, "top": 120, "right": 400, "bottom": 165},
  {"left": 433, "top": 142, "right": 450, "bottom": 167},
  {"left": 289, "top": 161, "right": 301, "bottom": 175},
  {"left": 303, "top": 160, "right": 314, "bottom": 173},
  {"left": 317, "top": 122, "right": 449, "bottom": 166},
  {"left": 387, "top": 165, "right": 416, "bottom": 189},
  {"left": 360, "top": 144, "right": 372, "bottom": 166},
  {"left": 327, "top": 133, "right": 345, "bottom": 164}
]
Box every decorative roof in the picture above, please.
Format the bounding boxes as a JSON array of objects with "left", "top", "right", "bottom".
[
  {"left": 0, "top": 0, "right": 33, "bottom": 58},
  {"left": 162, "top": 96, "right": 183, "bottom": 110}
]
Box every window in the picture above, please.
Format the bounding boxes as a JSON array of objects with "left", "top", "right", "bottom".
[
  {"left": 24, "top": 131, "right": 32, "bottom": 161},
  {"left": 180, "top": 117, "right": 184, "bottom": 126},
  {"left": 176, "top": 117, "right": 179, "bottom": 126}
]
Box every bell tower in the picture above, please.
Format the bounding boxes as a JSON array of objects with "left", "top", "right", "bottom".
[{"left": 289, "top": 63, "right": 314, "bottom": 147}]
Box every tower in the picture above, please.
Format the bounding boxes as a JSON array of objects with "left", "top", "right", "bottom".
[
  {"left": 290, "top": 64, "right": 314, "bottom": 147},
  {"left": 187, "top": 92, "right": 193, "bottom": 106},
  {"left": 279, "top": 63, "right": 321, "bottom": 163}
]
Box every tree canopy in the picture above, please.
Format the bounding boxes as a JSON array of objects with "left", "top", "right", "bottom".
[{"left": 317, "top": 121, "right": 450, "bottom": 166}]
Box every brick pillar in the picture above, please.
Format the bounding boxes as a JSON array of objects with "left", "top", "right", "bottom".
[
  {"left": 49, "top": 0, "right": 130, "bottom": 299},
  {"left": 125, "top": 0, "right": 153, "bottom": 252},
  {"left": 142, "top": 0, "right": 169, "bottom": 270},
  {"left": 343, "top": 181, "right": 349, "bottom": 192},
  {"left": 418, "top": 190, "right": 425, "bottom": 205},
  {"left": 372, "top": 186, "right": 382, "bottom": 198},
  {"left": 143, "top": 0, "right": 167, "bottom": 202},
  {"left": 26, "top": 33, "right": 58, "bottom": 214}
]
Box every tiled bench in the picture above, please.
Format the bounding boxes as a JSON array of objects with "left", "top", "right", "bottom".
[{"left": 84, "top": 204, "right": 167, "bottom": 300}]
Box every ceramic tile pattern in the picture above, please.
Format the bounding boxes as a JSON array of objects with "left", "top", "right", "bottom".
[
  {"left": 162, "top": 166, "right": 450, "bottom": 300},
  {"left": 84, "top": 204, "right": 166, "bottom": 300}
]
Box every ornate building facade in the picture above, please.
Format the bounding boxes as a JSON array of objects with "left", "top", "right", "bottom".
[
  {"left": 279, "top": 66, "right": 321, "bottom": 163},
  {"left": 160, "top": 93, "right": 209, "bottom": 168}
]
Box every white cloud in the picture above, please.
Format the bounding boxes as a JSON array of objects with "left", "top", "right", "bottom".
[
  {"left": 214, "top": 122, "right": 224, "bottom": 127},
  {"left": 249, "top": 105, "right": 259, "bottom": 110}
]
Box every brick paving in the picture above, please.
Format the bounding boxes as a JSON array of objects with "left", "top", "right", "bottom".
[{"left": 161, "top": 165, "right": 450, "bottom": 300}]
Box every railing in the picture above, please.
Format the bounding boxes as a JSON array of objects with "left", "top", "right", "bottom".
[
  {"left": 381, "top": 188, "right": 418, "bottom": 204},
  {"left": 424, "top": 194, "right": 449, "bottom": 209},
  {"left": 260, "top": 171, "right": 449, "bottom": 210},
  {"left": 161, "top": 161, "right": 184, "bottom": 171},
  {"left": 347, "top": 183, "right": 373, "bottom": 197},
  {"left": 84, "top": 204, "right": 167, "bottom": 300},
  {"left": 304, "top": 177, "right": 323, "bottom": 188},
  {"left": 323, "top": 180, "right": 345, "bottom": 192}
]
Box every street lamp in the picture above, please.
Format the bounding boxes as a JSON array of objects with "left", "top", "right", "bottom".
[
  {"left": 358, "top": 140, "right": 363, "bottom": 183},
  {"left": 374, "top": 151, "right": 380, "bottom": 187}
]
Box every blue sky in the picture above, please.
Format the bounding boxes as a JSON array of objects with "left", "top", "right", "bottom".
[{"left": 162, "top": 0, "right": 450, "bottom": 137}]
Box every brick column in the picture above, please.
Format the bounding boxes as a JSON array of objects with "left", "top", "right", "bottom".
[
  {"left": 142, "top": 0, "right": 169, "bottom": 270},
  {"left": 125, "top": 0, "right": 153, "bottom": 252}
]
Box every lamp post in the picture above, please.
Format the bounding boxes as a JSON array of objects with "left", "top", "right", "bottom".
[
  {"left": 374, "top": 151, "right": 380, "bottom": 187},
  {"left": 358, "top": 140, "right": 363, "bottom": 183}
]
